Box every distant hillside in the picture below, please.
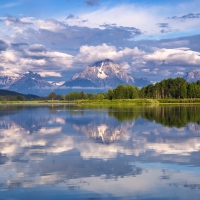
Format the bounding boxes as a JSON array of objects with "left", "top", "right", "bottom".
[{"left": 0, "top": 89, "right": 40, "bottom": 100}]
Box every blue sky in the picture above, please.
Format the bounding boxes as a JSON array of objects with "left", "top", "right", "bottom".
[{"left": 0, "top": 0, "right": 200, "bottom": 82}]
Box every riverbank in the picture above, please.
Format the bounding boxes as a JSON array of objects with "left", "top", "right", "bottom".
[{"left": 1, "top": 98, "right": 200, "bottom": 105}]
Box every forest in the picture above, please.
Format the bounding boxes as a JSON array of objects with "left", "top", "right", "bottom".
[
  {"left": 64, "top": 77, "right": 200, "bottom": 100},
  {"left": 0, "top": 89, "right": 39, "bottom": 101}
]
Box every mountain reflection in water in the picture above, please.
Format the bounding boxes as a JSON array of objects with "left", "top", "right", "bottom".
[{"left": 0, "top": 105, "right": 200, "bottom": 200}]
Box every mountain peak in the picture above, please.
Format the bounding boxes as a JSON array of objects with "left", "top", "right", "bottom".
[
  {"left": 91, "top": 59, "right": 113, "bottom": 67},
  {"left": 9, "top": 71, "right": 52, "bottom": 95},
  {"left": 183, "top": 70, "right": 200, "bottom": 82},
  {"left": 23, "top": 71, "right": 40, "bottom": 77},
  {"left": 63, "top": 60, "right": 150, "bottom": 88}
]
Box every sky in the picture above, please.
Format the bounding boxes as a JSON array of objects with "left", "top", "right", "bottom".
[{"left": 0, "top": 0, "right": 200, "bottom": 82}]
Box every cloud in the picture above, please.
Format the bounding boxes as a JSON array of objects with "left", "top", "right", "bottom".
[
  {"left": 6, "top": 18, "right": 141, "bottom": 56},
  {"left": 28, "top": 44, "right": 47, "bottom": 53},
  {"left": 175, "top": 71, "right": 185, "bottom": 75},
  {"left": 0, "top": 40, "right": 8, "bottom": 51},
  {"left": 11, "top": 43, "right": 28, "bottom": 47},
  {"left": 141, "top": 69, "right": 150, "bottom": 73},
  {"left": 160, "top": 40, "right": 189, "bottom": 47},
  {"left": 168, "top": 13, "right": 200, "bottom": 20},
  {"left": 4, "top": 16, "right": 33, "bottom": 27},
  {"left": 36, "top": 19, "right": 66, "bottom": 32},
  {"left": 85, "top": 0, "right": 99, "bottom": 6},
  {"left": 74, "top": 43, "right": 145, "bottom": 67},
  {"left": 79, "top": 4, "right": 159, "bottom": 34},
  {"left": 0, "top": 12, "right": 200, "bottom": 82},
  {"left": 66, "top": 14, "right": 76, "bottom": 19},
  {"left": 0, "top": 43, "right": 73, "bottom": 77},
  {"left": 144, "top": 48, "right": 200, "bottom": 66},
  {"left": 157, "top": 23, "right": 169, "bottom": 28}
]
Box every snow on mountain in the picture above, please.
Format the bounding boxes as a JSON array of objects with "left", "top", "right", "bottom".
[
  {"left": 63, "top": 59, "right": 150, "bottom": 88},
  {"left": 8, "top": 71, "right": 52, "bottom": 96},
  {"left": 0, "top": 76, "right": 16, "bottom": 88},
  {"left": 97, "top": 62, "right": 108, "bottom": 79},
  {"left": 183, "top": 70, "right": 200, "bottom": 82}
]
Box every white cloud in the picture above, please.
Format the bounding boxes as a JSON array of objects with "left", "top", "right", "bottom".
[
  {"left": 39, "top": 71, "right": 62, "bottom": 77},
  {"left": 70, "top": 2, "right": 200, "bottom": 39},
  {"left": 161, "top": 40, "right": 189, "bottom": 47},
  {"left": 75, "top": 43, "right": 145, "bottom": 65},
  {"left": 0, "top": 44, "right": 73, "bottom": 77},
  {"left": 141, "top": 69, "right": 150, "bottom": 73},
  {"left": 35, "top": 19, "right": 66, "bottom": 32},
  {"left": 78, "top": 5, "right": 159, "bottom": 35},
  {"left": 175, "top": 71, "right": 185, "bottom": 75},
  {"left": 144, "top": 48, "right": 200, "bottom": 66}
]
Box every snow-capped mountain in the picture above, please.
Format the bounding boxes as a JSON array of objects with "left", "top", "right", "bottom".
[
  {"left": 0, "top": 76, "right": 16, "bottom": 88},
  {"left": 183, "top": 70, "right": 200, "bottom": 82},
  {"left": 8, "top": 71, "right": 52, "bottom": 95},
  {"left": 63, "top": 59, "right": 150, "bottom": 88}
]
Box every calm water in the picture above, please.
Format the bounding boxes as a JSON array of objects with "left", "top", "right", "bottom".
[{"left": 0, "top": 104, "right": 200, "bottom": 200}]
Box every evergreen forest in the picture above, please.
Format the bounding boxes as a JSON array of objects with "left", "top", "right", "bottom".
[{"left": 65, "top": 78, "right": 200, "bottom": 100}]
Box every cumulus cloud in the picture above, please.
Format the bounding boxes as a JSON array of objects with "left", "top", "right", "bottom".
[
  {"left": 28, "top": 44, "right": 47, "bottom": 53},
  {"left": 168, "top": 13, "right": 200, "bottom": 20},
  {"left": 36, "top": 19, "right": 66, "bottom": 32},
  {"left": 0, "top": 40, "right": 8, "bottom": 51},
  {"left": 157, "top": 23, "right": 169, "bottom": 28},
  {"left": 175, "top": 71, "right": 185, "bottom": 75},
  {"left": 11, "top": 43, "right": 28, "bottom": 47},
  {"left": 4, "top": 16, "right": 33, "bottom": 27},
  {"left": 66, "top": 14, "right": 76, "bottom": 20},
  {"left": 85, "top": 0, "right": 99, "bottom": 6},
  {"left": 0, "top": 12, "right": 200, "bottom": 82},
  {"left": 3, "top": 17, "right": 141, "bottom": 57},
  {"left": 1, "top": 37, "right": 200, "bottom": 81},
  {"left": 144, "top": 48, "right": 200, "bottom": 66},
  {"left": 0, "top": 43, "right": 73, "bottom": 77},
  {"left": 74, "top": 43, "right": 145, "bottom": 66}
]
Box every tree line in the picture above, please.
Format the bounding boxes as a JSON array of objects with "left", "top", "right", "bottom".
[
  {"left": 61, "top": 78, "right": 200, "bottom": 100},
  {"left": 0, "top": 89, "right": 40, "bottom": 101},
  {"left": 4, "top": 77, "right": 198, "bottom": 101}
]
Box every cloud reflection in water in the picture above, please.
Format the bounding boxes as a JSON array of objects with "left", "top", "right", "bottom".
[{"left": 0, "top": 105, "right": 200, "bottom": 199}]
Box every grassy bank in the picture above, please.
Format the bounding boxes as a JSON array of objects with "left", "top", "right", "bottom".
[
  {"left": 1, "top": 98, "right": 200, "bottom": 106},
  {"left": 0, "top": 100, "right": 72, "bottom": 104},
  {"left": 157, "top": 98, "right": 200, "bottom": 104},
  {"left": 73, "top": 99, "right": 159, "bottom": 106},
  {"left": 71, "top": 98, "right": 200, "bottom": 105}
]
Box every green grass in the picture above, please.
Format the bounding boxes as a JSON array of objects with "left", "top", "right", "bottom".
[
  {"left": 72, "top": 99, "right": 159, "bottom": 106},
  {"left": 157, "top": 98, "right": 200, "bottom": 104},
  {"left": 1, "top": 98, "right": 200, "bottom": 106},
  {"left": 0, "top": 100, "right": 72, "bottom": 104}
]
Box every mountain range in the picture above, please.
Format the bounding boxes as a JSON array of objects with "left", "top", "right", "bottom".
[
  {"left": 0, "top": 59, "right": 199, "bottom": 96},
  {"left": 64, "top": 59, "right": 150, "bottom": 88},
  {"left": 183, "top": 71, "right": 200, "bottom": 82}
]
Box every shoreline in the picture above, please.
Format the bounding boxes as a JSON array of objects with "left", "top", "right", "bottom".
[{"left": 1, "top": 99, "right": 200, "bottom": 106}]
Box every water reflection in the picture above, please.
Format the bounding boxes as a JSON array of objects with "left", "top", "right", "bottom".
[{"left": 0, "top": 105, "right": 200, "bottom": 199}]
